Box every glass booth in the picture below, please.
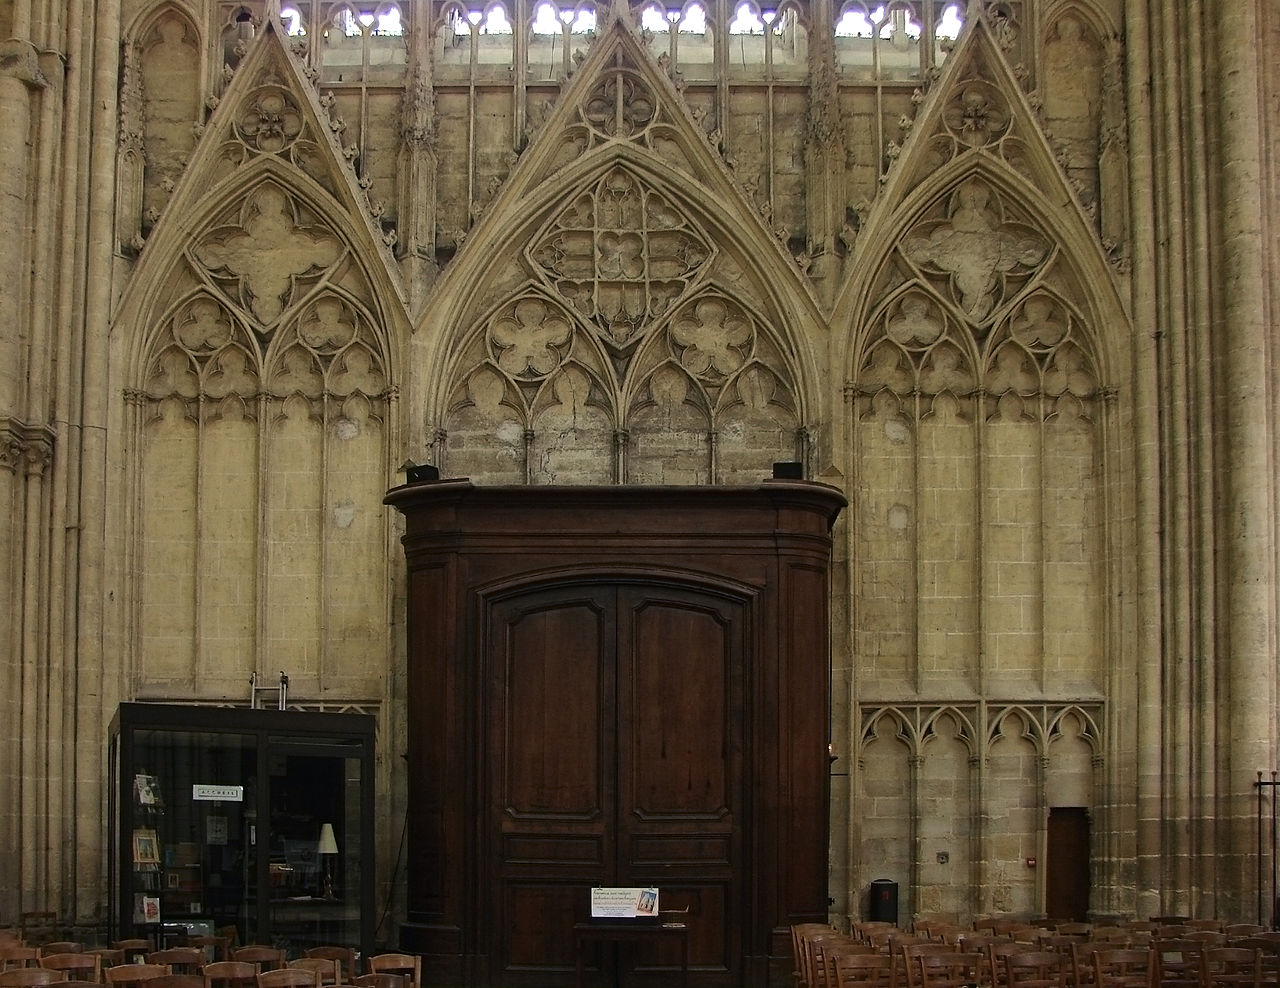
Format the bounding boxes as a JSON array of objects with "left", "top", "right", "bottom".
[{"left": 109, "top": 703, "right": 375, "bottom": 957}]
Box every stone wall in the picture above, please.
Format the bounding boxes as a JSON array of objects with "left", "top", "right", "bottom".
[{"left": 0, "top": 0, "right": 1274, "bottom": 936}]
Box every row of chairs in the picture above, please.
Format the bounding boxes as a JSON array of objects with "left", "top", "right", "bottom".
[
  {"left": 0, "top": 966, "right": 410, "bottom": 988},
  {"left": 0, "top": 943, "right": 420, "bottom": 988},
  {"left": 794, "top": 922, "right": 1280, "bottom": 988}
]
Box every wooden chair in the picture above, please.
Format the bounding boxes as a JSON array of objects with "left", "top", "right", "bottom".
[
  {"left": 231, "top": 948, "right": 286, "bottom": 973},
  {"left": 302, "top": 948, "right": 357, "bottom": 981},
  {"left": 256, "top": 970, "right": 319, "bottom": 988},
  {"left": 793, "top": 925, "right": 835, "bottom": 988},
  {"left": 0, "top": 971, "right": 60, "bottom": 988},
  {"left": 1005, "top": 950, "right": 1069, "bottom": 988},
  {"left": 0, "top": 948, "right": 40, "bottom": 972},
  {"left": 1069, "top": 940, "right": 1106, "bottom": 988},
  {"left": 146, "top": 975, "right": 205, "bottom": 988},
  {"left": 1155, "top": 938, "right": 1205, "bottom": 988},
  {"left": 38, "top": 952, "right": 101, "bottom": 983},
  {"left": 178, "top": 935, "right": 231, "bottom": 965},
  {"left": 351, "top": 975, "right": 406, "bottom": 988},
  {"left": 902, "top": 942, "right": 958, "bottom": 988},
  {"left": 1202, "top": 947, "right": 1263, "bottom": 988},
  {"left": 146, "top": 949, "right": 203, "bottom": 975},
  {"left": 828, "top": 948, "right": 894, "bottom": 988},
  {"left": 89, "top": 948, "right": 128, "bottom": 969},
  {"left": 917, "top": 951, "right": 984, "bottom": 988},
  {"left": 1224, "top": 928, "right": 1267, "bottom": 941},
  {"left": 113, "top": 940, "right": 155, "bottom": 964},
  {"left": 288, "top": 958, "right": 340, "bottom": 986},
  {"left": 364, "top": 956, "right": 420, "bottom": 988},
  {"left": 990, "top": 942, "right": 1040, "bottom": 988},
  {"left": 807, "top": 934, "right": 858, "bottom": 988},
  {"left": 1188, "top": 921, "right": 1224, "bottom": 933},
  {"left": 202, "top": 960, "right": 259, "bottom": 988},
  {"left": 40, "top": 942, "right": 84, "bottom": 954},
  {"left": 1092, "top": 948, "right": 1155, "bottom": 988},
  {"left": 105, "top": 962, "right": 172, "bottom": 988}
]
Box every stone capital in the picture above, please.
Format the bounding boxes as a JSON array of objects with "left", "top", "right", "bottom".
[{"left": 0, "top": 39, "right": 49, "bottom": 89}]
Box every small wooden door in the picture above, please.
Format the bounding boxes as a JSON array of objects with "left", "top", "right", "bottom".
[
  {"left": 488, "top": 582, "right": 745, "bottom": 988},
  {"left": 1045, "top": 807, "right": 1090, "bottom": 921}
]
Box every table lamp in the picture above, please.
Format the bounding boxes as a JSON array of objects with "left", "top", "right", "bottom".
[{"left": 318, "top": 822, "right": 338, "bottom": 899}]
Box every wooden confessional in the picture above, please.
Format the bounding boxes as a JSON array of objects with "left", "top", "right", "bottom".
[{"left": 384, "top": 480, "right": 846, "bottom": 988}]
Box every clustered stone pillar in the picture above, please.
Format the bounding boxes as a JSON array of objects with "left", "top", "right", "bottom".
[
  {"left": 0, "top": 34, "right": 41, "bottom": 924},
  {"left": 1215, "top": 0, "right": 1276, "bottom": 922}
]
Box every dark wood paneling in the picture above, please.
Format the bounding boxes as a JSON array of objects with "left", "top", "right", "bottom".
[{"left": 387, "top": 481, "right": 846, "bottom": 988}]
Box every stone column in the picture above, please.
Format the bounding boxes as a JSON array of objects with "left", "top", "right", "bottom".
[
  {"left": 1214, "top": 0, "right": 1275, "bottom": 922},
  {"left": 0, "top": 35, "right": 43, "bottom": 922},
  {"left": 0, "top": 430, "right": 22, "bottom": 921}
]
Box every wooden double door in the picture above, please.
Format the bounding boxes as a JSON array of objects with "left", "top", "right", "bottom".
[
  {"left": 386, "top": 480, "right": 846, "bottom": 988},
  {"left": 491, "top": 582, "right": 744, "bottom": 987}
]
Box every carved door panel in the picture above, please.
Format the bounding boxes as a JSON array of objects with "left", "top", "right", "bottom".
[{"left": 488, "top": 582, "right": 745, "bottom": 988}]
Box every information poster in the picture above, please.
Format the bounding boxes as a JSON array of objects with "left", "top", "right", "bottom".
[{"left": 590, "top": 887, "right": 659, "bottom": 918}]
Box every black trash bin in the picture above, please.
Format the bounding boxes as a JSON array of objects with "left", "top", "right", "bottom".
[{"left": 868, "top": 878, "right": 898, "bottom": 924}]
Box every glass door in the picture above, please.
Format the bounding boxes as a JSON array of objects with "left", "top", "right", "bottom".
[
  {"left": 263, "top": 738, "right": 366, "bottom": 955},
  {"left": 122, "top": 728, "right": 258, "bottom": 943}
]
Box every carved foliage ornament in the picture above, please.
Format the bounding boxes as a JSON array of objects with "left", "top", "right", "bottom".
[
  {"left": 901, "top": 176, "right": 1048, "bottom": 327},
  {"left": 192, "top": 183, "right": 344, "bottom": 328}
]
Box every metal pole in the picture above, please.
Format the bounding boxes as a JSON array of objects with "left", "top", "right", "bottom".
[{"left": 1260, "top": 771, "right": 1265, "bottom": 926}]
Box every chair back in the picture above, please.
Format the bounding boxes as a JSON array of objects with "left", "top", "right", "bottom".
[
  {"left": 1201, "top": 946, "right": 1262, "bottom": 988},
  {"left": 990, "top": 942, "right": 1039, "bottom": 988},
  {"left": 792, "top": 924, "right": 834, "bottom": 988},
  {"left": 40, "top": 942, "right": 83, "bottom": 954},
  {"left": 38, "top": 952, "right": 100, "bottom": 982},
  {"left": 351, "top": 974, "right": 406, "bottom": 988},
  {"left": 256, "top": 969, "right": 319, "bottom": 988},
  {"left": 917, "top": 951, "right": 984, "bottom": 988},
  {"left": 1005, "top": 950, "right": 1068, "bottom": 988},
  {"left": 365, "top": 954, "right": 420, "bottom": 988},
  {"left": 90, "top": 948, "right": 128, "bottom": 969},
  {"left": 232, "top": 947, "right": 286, "bottom": 972},
  {"left": 0, "top": 971, "right": 60, "bottom": 988},
  {"left": 147, "top": 949, "right": 204, "bottom": 974},
  {"left": 203, "top": 960, "right": 259, "bottom": 988},
  {"left": 1092, "top": 948, "right": 1154, "bottom": 988},
  {"left": 302, "top": 948, "right": 357, "bottom": 981},
  {"left": 289, "top": 958, "right": 340, "bottom": 985},
  {"left": 827, "top": 948, "right": 893, "bottom": 988},
  {"left": 0, "top": 947, "right": 39, "bottom": 972},
  {"left": 180, "top": 935, "right": 231, "bottom": 965},
  {"left": 104, "top": 962, "right": 172, "bottom": 987},
  {"left": 113, "top": 939, "right": 155, "bottom": 964},
  {"left": 147, "top": 975, "right": 206, "bottom": 988},
  {"left": 902, "top": 941, "right": 958, "bottom": 988},
  {"left": 1155, "top": 938, "right": 1205, "bottom": 988}
]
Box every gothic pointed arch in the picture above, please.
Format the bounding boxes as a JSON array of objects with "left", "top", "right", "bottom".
[
  {"left": 116, "top": 2, "right": 206, "bottom": 252},
  {"left": 837, "top": 12, "right": 1130, "bottom": 704},
  {"left": 108, "top": 19, "right": 409, "bottom": 698},
  {"left": 417, "top": 15, "right": 827, "bottom": 485}
]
